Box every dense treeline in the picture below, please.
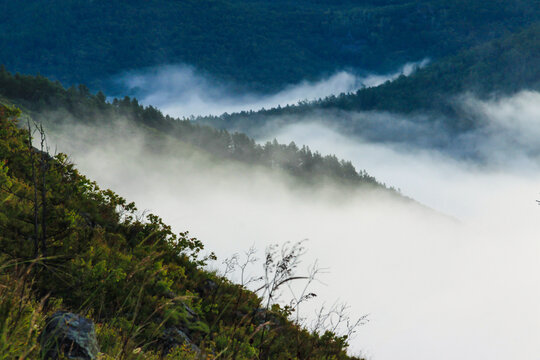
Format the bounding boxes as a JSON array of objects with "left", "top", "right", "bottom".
[
  {"left": 198, "top": 22, "right": 540, "bottom": 133},
  {"left": 0, "top": 66, "right": 385, "bottom": 189},
  {"left": 313, "top": 22, "right": 540, "bottom": 115},
  {"left": 0, "top": 105, "right": 364, "bottom": 359},
  {"left": 1, "top": 0, "right": 538, "bottom": 91}
]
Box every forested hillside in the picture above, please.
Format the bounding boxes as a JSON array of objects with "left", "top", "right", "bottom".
[
  {"left": 197, "top": 22, "right": 540, "bottom": 133},
  {"left": 313, "top": 22, "right": 540, "bottom": 115},
  {"left": 0, "top": 104, "right": 364, "bottom": 359},
  {"left": 0, "top": 67, "right": 388, "bottom": 190},
  {"left": 1, "top": 0, "right": 538, "bottom": 91},
  {"left": 2, "top": 2, "right": 538, "bottom": 359}
]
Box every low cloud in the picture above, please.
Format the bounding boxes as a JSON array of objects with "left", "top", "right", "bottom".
[
  {"left": 252, "top": 91, "right": 540, "bottom": 215},
  {"left": 114, "top": 60, "right": 429, "bottom": 118},
  {"left": 459, "top": 91, "right": 540, "bottom": 167},
  {"left": 43, "top": 89, "right": 540, "bottom": 360}
]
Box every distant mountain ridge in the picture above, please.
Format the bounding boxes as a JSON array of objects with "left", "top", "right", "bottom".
[
  {"left": 196, "top": 22, "right": 540, "bottom": 133},
  {"left": 0, "top": 67, "right": 395, "bottom": 192},
  {"left": 1, "top": 0, "right": 538, "bottom": 91}
]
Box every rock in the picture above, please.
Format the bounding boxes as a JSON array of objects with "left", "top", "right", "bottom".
[
  {"left": 196, "top": 278, "right": 218, "bottom": 297},
  {"left": 161, "top": 291, "right": 198, "bottom": 321},
  {"left": 182, "top": 302, "right": 198, "bottom": 320},
  {"left": 161, "top": 327, "right": 201, "bottom": 356},
  {"left": 40, "top": 311, "right": 100, "bottom": 360}
]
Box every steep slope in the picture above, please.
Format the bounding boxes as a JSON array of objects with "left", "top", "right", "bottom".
[
  {"left": 0, "top": 104, "right": 364, "bottom": 359},
  {"left": 0, "top": 67, "right": 394, "bottom": 191},
  {"left": 1, "top": 0, "right": 538, "bottom": 91}
]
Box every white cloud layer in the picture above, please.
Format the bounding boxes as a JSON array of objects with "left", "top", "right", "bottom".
[
  {"left": 46, "top": 86, "right": 540, "bottom": 360},
  {"left": 116, "top": 59, "right": 429, "bottom": 118}
]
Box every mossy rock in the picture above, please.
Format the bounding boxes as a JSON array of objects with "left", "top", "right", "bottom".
[{"left": 40, "top": 312, "right": 100, "bottom": 360}]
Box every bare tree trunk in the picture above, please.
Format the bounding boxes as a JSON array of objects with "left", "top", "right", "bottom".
[
  {"left": 27, "top": 120, "right": 39, "bottom": 258},
  {"left": 39, "top": 123, "right": 47, "bottom": 257}
]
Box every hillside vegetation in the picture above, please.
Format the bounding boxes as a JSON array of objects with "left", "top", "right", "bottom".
[
  {"left": 1, "top": 0, "right": 538, "bottom": 91},
  {"left": 0, "top": 66, "right": 389, "bottom": 190},
  {"left": 0, "top": 104, "right": 365, "bottom": 359}
]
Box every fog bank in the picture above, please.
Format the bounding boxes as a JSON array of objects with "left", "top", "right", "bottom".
[
  {"left": 255, "top": 91, "right": 540, "bottom": 217},
  {"left": 115, "top": 59, "right": 429, "bottom": 118},
  {"left": 43, "top": 90, "right": 540, "bottom": 360}
]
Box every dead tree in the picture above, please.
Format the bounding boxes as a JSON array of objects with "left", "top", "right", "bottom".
[
  {"left": 39, "top": 123, "right": 48, "bottom": 257},
  {"left": 27, "top": 120, "right": 39, "bottom": 258},
  {"left": 256, "top": 241, "right": 309, "bottom": 359}
]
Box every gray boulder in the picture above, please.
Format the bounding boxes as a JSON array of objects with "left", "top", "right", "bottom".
[
  {"left": 40, "top": 311, "right": 100, "bottom": 360},
  {"left": 161, "top": 327, "right": 201, "bottom": 356}
]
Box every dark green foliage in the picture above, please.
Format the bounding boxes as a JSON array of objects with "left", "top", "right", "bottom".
[
  {"left": 198, "top": 22, "right": 540, "bottom": 134},
  {"left": 313, "top": 22, "right": 540, "bottom": 116},
  {"left": 0, "top": 258, "right": 49, "bottom": 359},
  {"left": 0, "top": 106, "right": 363, "bottom": 359},
  {"left": 1, "top": 0, "right": 538, "bottom": 91}
]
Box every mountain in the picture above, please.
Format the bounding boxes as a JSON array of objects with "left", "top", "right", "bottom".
[
  {"left": 313, "top": 22, "right": 540, "bottom": 115},
  {"left": 0, "top": 104, "right": 365, "bottom": 359},
  {"left": 0, "top": 66, "right": 394, "bottom": 191},
  {"left": 1, "top": 0, "right": 538, "bottom": 91},
  {"left": 196, "top": 22, "right": 540, "bottom": 133},
  {"left": 2, "top": 2, "right": 537, "bottom": 359}
]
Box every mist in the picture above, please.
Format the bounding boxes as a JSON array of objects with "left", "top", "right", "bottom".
[
  {"left": 114, "top": 59, "right": 429, "bottom": 118},
  {"left": 43, "top": 90, "right": 540, "bottom": 360},
  {"left": 256, "top": 91, "right": 540, "bottom": 218}
]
